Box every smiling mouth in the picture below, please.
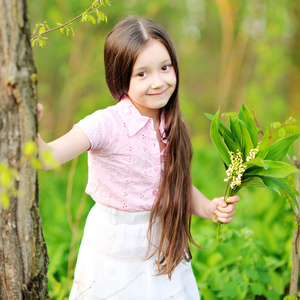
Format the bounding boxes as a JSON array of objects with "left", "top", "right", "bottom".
[{"left": 148, "top": 89, "right": 168, "bottom": 96}]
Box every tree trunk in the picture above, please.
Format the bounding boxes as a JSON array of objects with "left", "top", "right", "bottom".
[
  {"left": 288, "top": 0, "right": 300, "bottom": 294},
  {"left": 0, "top": 0, "right": 49, "bottom": 299},
  {"left": 289, "top": 148, "right": 300, "bottom": 296}
]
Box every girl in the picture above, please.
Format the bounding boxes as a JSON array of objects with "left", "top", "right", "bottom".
[{"left": 38, "top": 16, "right": 239, "bottom": 300}]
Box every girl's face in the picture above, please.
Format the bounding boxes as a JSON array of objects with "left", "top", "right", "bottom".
[{"left": 127, "top": 39, "right": 177, "bottom": 118}]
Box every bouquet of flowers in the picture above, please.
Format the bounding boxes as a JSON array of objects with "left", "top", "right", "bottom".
[{"left": 206, "top": 105, "right": 300, "bottom": 236}]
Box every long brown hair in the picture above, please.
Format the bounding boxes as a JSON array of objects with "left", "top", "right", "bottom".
[{"left": 104, "top": 16, "right": 198, "bottom": 278}]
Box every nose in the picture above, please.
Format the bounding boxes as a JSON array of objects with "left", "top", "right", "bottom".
[{"left": 151, "top": 73, "right": 164, "bottom": 89}]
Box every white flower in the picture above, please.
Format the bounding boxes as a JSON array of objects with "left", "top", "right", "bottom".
[
  {"left": 246, "top": 142, "right": 260, "bottom": 162},
  {"left": 224, "top": 149, "right": 246, "bottom": 190},
  {"left": 225, "top": 143, "right": 261, "bottom": 190}
]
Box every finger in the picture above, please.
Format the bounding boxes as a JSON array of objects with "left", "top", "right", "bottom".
[
  {"left": 217, "top": 203, "right": 236, "bottom": 213},
  {"left": 216, "top": 215, "right": 234, "bottom": 224},
  {"left": 213, "top": 197, "right": 228, "bottom": 208},
  {"left": 37, "top": 103, "right": 43, "bottom": 121},
  {"left": 226, "top": 195, "right": 240, "bottom": 204},
  {"left": 215, "top": 208, "right": 236, "bottom": 222},
  {"left": 212, "top": 216, "right": 219, "bottom": 224},
  {"left": 215, "top": 208, "right": 236, "bottom": 218}
]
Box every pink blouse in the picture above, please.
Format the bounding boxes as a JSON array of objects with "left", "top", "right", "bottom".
[{"left": 74, "top": 97, "right": 167, "bottom": 212}]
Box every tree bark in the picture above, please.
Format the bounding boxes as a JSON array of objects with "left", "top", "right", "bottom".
[
  {"left": 288, "top": 0, "right": 300, "bottom": 295},
  {"left": 0, "top": 0, "right": 49, "bottom": 299},
  {"left": 289, "top": 149, "right": 300, "bottom": 296}
]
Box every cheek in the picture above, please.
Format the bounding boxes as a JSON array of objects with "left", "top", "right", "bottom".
[
  {"left": 131, "top": 80, "right": 148, "bottom": 94},
  {"left": 170, "top": 77, "right": 177, "bottom": 92},
  {"left": 168, "top": 71, "right": 177, "bottom": 86},
  {"left": 127, "top": 79, "right": 137, "bottom": 96}
]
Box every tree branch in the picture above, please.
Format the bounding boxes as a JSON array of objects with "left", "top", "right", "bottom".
[{"left": 31, "top": 0, "right": 102, "bottom": 41}]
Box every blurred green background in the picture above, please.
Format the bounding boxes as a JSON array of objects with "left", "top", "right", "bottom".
[{"left": 28, "top": 0, "right": 300, "bottom": 299}]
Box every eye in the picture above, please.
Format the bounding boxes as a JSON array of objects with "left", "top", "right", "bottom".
[
  {"left": 137, "top": 71, "right": 147, "bottom": 78},
  {"left": 162, "top": 65, "right": 172, "bottom": 71}
]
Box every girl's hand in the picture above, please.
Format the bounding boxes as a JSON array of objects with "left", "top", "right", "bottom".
[
  {"left": 37, "top": 103, "right": 43, "bottom": 121},
  {"left": 209, "top": 196, "right": 240, "bottom": 224}
]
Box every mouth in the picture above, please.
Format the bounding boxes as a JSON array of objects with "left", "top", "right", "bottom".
[{"left": 148, "top": 88, "right": 168, "bottom": 96}]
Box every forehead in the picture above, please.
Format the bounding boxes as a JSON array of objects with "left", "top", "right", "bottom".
[{"left": 133, "top": 39, "right": 171, "bottom": 69}]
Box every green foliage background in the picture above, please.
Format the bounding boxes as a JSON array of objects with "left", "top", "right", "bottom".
[{"left": 28, "top": 0, "right": 300, "bottom": 298}]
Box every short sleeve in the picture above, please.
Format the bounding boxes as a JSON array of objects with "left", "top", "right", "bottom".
[{"left": 74, "top": 108, "right": 113, "bottom": 151}]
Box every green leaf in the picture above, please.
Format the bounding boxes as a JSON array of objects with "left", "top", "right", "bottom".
[
  {"left": 32, "top": 23, "right": 40, "bottom": 35},
  {"left": 206, "top": 112, "right": 235, "bottom": 143},
  {"left": 246, "top": 268, "right": 259, "bottom": 280},
  {"left": 264, "top": 177, "right": 299, "bottom": 209},
  {"left": 38, "top": 26, "right": 45, "bottom": 35},
  {"left": 1, "top": 194, "right": 10, "bottom": 210},
  {"left": 30, "top": 157, "right": 43, "bottom": 170},
  {"left": 261, "top": 177, "right": 281, "bottom": 195},
  {"left": 70, "top": 27, "right": 75, "bottom": 36},
  {"left": 271, "top": 122, "right": 281, "bottom": 129},
  {"left": 246, "top": 160, "right": 299, "bottom": 178},
  {"left": 258, "top": 270, "right": 271, "bottom": 284},
  {"left": 38, "top": 38, "right": 45, "bottom": 47},
  {"left": 269, "top": 270, "right": 284, "bottom": 294},
  {"left": 229, "top": 117, "right": 242, "bottom": 145},
  {"left": 24, "top": 141, "right": 38, "bottom": 157},
  {"left": 240, "top": 282, "right": 248, "bottom": 292},
  {"left": 240, "top": 105, "right": 259, "bottom": 147},
  {"left": 219, "top": 126, "right": 241, "bottom": 152},
  {"left": 44, "top": 21, "right": 50, "bottom": 31},
  {"left": 256, "top": 127, "right": 269, "bottom": 159},
  {"left": 283, "top": 296, "right": 298, "bottom": 300},
  {"left": 209, "top": 109, "right": 231, "bottom": 167},
  {"left": 217, "top": 282, "right": 239, "bottom": 298},
  {"left": 265, "top": 133, "right": 300, "bottom": 161},
  {"left": 98, "top": 11, "right": 106, "bottom": 22},
  {"left": 240, "top": 176, "right": 270, "bottom": 190},
  {"left": 277, "top": 128, "right": 286, "bottom": 138},
  {"left": 90, "top": 15, "right": 96, "bottom": 24},
  {"left": 244, "top": 158, "right": 266, "bottom": 169},
  {"left": 81, "top": 12, "right": 88, "bottom": 22},
  {"left": 238, "top": 119, "right": 254, "bottom": 160},
  {"left": 204, "top": 112, "right": 214, "bottom": 120},
  {"left": 251, "top": 282, "right": 264, "bottom": 295},
  {"left": 284, "top": 125, "right": 299, "bottom": 135},
  {"left": 267, "top": 288, "right": 280, "bottom": 300}
]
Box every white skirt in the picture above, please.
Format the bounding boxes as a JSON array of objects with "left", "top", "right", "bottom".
[{"left": 69, "top": 203, "right": 200, "bottom": 300}]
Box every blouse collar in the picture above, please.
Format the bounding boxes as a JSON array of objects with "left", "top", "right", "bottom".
[{"left": 117, "top": 97, "right": 166, "bottom": 141}]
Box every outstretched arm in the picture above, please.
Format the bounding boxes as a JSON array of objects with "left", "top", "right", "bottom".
[
  {"left": 191, "top": 185, "right": 240, "bottom": 224},
  {"left": 37, "top": 104, "right": 90, "bottom": 170}
]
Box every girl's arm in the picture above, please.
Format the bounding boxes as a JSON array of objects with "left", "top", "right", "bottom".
[
  {"left": 191, "top": 185, "right": 240, "bottom": 224},
  {"left": 37, "top": 104, "right": 90, "bottom": 170}
]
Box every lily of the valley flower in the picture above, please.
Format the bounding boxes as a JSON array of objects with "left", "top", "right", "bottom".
[
  {"left": 246, "top": 142, "right": 260, "bottom": 162},
  {"left": 224, "top": 144, "right": 261, "bottom": 190},
  {"left": 224, "top": 150, "right": 246, "bottom": 189}
]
